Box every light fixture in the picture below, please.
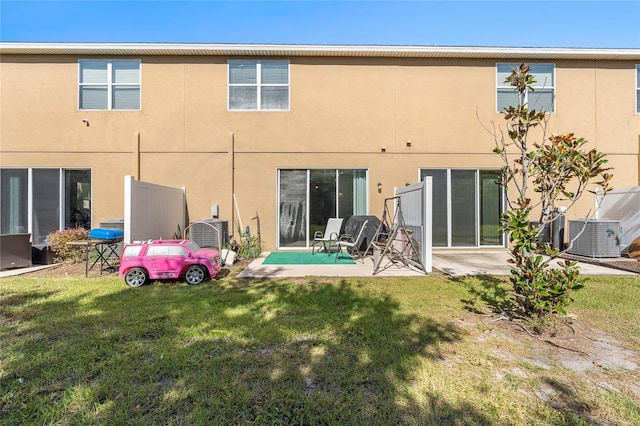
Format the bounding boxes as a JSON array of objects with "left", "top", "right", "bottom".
[
  {"left": 377, "top": 182, "right": 382, "bottom": 193},
  {"left": 381, "top": 146, "right": 386, "bottom": 152},
  {"left": 406, "top": 139, "right": 412, "bottom": 147},
  {"left": 82, "top": 118, "right": 89, "bottom": 126}
]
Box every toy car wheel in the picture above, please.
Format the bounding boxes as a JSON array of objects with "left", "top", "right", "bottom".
[
  {"left": 184, "top": 265, "right": 206, "bottom": 285},
  {"left": 124, "top": 268, "right": 148, "bottom": 287}
]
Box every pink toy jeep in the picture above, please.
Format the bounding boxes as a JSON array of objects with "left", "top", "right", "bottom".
[{"left": 118, "top": 239, "right": 221, "bottom": 287}]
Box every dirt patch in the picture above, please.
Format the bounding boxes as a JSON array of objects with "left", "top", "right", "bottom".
[
  {"left": 477, "top": 315, "right": 639, "bottom": 399},
  {"left": 25, "top": 262, "right": 96, "bottom": 278},
  {"left": 0, "top": 313, "right": 17, "bottom": 327},
  {"left": 451, "top": 312, "right": 639, "bottom": 425},
  {"left": 528, "top": 320, "right": 636, "bottom": 374}
]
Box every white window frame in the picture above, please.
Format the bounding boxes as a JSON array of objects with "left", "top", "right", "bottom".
[
  {"left": 78, "top": 59, "right": 141, "bottom": 111},
  {"left": 496, "top": 62, "right": 555, "bottom": 113},
  {"left": 228, "top": 60, "right": 290, "bottom": 111},
  {"left": 636, "top": 65, "right": 640, "bottom": 114},
  {"left": 276, "top": 168, "right": 368, "bottom": 249}
]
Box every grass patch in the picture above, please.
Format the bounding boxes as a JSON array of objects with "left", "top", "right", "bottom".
[
  {"left": 570, "top": 276, "right": 640, "bottom": 347},
  {"left": 1, "top": 271, "right": 638, "bottom": 425}
]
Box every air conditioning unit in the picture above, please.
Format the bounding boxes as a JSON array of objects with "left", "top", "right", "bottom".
[
  {"left": 188, "top": 219, "right": 228, "bottom": 250},
  {"left": 568, "top": 219, "right": 621, "bottom": 258}
]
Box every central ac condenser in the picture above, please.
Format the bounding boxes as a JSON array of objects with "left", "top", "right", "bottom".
[
  {"left": 568, "top": 219, "right": 621, "bottom": 258},
  {"left": 188, "top": 219, "right": 229, "bottom": 250}
]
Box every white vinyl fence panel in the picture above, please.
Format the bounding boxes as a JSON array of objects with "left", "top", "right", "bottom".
[
  {"left": 124, "top": 176, "right": 186, "bottom": 244},
  {"left": 394, "top": 177, "right": 433, "bottom": 273},
  {"left": 595, "top": 187, "right": 640, "bottom": 249}
]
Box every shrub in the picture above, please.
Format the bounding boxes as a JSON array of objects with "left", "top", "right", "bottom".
[
  {"left": 229, "top": 224, "right": 263, "bottom": 260},
  {"left": 48, "top": 227, "right": 89, "bottom": 263}
]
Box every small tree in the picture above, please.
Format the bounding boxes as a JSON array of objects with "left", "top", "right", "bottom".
[{"left": 491, "top": 64, "right": 612, "bottom": 316}]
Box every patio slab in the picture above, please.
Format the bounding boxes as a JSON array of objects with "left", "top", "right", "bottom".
[
  {"left": 432, "top": 250, "right": 637, "bottom": 277},
  {"left": 0, "top": 264, "right": 59, "bottom": 278},
  {"left": 236, "top": 250, "right": 637, "bottom": 278},
  {"left": 237, "top": 252, "right": 426, "bottom": 278}
]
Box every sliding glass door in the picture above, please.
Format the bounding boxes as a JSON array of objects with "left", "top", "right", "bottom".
[
  {"left": 310, "top": 169, "right": 337, "bottom": 242},
  {"left": 0, "top": 168, "right": 92, "bottom": 244},
  {"left": 479, "top": 171, "right": 503, "bottom": 246},
  {"left": 420, "top": 169, "right": 504, "bottom": 247},
  {"left": 1, "top": 169, "right": 28, "bottom": 235},
  {"left": 279, "top": 170, "right": 308, "bottom": 248},
  {"left": 451, "top": 170, "right": 477, "bottom": 246},
  {"left": 278, "top": 169, "right": 367, "bottom": 249},
  {"left": 65, "top": 170, "right": 92, "bottom": 230},
  {"left": 32, "top": 169, "right": 61, "bottom": 245}
]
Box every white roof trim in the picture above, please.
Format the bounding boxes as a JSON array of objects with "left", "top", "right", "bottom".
[{"left": 1, "top": 42, "right": 639, "bottom": 60}]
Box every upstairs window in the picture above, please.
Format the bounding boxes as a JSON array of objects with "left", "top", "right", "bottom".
[
  {"left": 497, "top": 63, "right": 555, "bottom": 112},
  {"left": 79, "top": 59, "right": 141, "bottom": 110},
  {"left": 636, "top": 65, "right": 640, "bottom": 113},
  {"left": 228, "top": 60, "right": 289, "bottom": 111}
]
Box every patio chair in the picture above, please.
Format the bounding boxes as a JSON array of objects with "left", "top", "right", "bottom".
[
  {"left": 335, "top": 220, "right": 369, "bottom": 263},
  {"left": 311, "top": 218, "right": 343, "bottom": 255}
]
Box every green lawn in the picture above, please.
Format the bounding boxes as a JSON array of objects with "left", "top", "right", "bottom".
[{"left": 1, "top": 268, "right": 638, "bottom": 425}]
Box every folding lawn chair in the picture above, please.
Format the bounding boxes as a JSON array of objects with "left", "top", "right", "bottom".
[
  {"left": 311, "top": 218, "right": 343, "bottom": 255},
  {"left": 335, "top": 220, "right": 369, "bottom": 263}
]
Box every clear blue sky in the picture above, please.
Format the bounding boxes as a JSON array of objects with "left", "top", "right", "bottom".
[{"left": 1, "top": 0, "right": 639, "bottom": 48}]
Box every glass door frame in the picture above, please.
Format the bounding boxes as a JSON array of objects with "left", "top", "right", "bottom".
[
  {"left": 1, "top": 167, "right": 92, "bottom": 244},
  {"left": 276, "top": 168, "right": 369, "bottom": 250},
  {"left": 419, "top": 168, "right": 506, "bottom": 248}
]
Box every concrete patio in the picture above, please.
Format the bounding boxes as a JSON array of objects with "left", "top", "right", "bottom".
[
  {"left": 237, "top": 251, "right": 426, "bottom": 278},
  {"left": 236, "top": 250, "right": 637, "bottom": 278},
  {"left": 431, "top": 250, "right": 637, "bottom": 277}
]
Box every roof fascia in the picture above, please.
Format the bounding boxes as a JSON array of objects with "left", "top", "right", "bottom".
[{"left": 1, "top": 42, "right": 639, "bottom": 60}]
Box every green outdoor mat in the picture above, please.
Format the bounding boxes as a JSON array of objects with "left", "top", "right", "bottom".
[{"left": 262, "top": 251, "right": 356, "bottom": 265}]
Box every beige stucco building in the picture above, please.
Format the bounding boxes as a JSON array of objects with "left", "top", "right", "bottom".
[{"left": 1, "top": 43, "right": 640, "bottom": 251}]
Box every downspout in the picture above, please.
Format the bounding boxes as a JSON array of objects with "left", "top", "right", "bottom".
[
  {"left": 133, "top": 132, "right": 140, "bottom": 180},
  {"left": 229, "top": 131, "right": 235, "bottom": 236}
]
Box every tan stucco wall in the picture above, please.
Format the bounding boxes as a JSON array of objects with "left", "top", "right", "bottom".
[{"left": 1, "top": 54, "right": 639, "bottom": 250}]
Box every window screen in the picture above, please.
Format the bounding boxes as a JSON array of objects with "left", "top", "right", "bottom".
[
  {"left": 229, "top": 60, "right": 289, "bottom": 111},
  {"left": 497, "top": 63, "right": 555, "bottom": 112},
  {"left": 79, "top": 59, "right": 140, "bottom": 110}
]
